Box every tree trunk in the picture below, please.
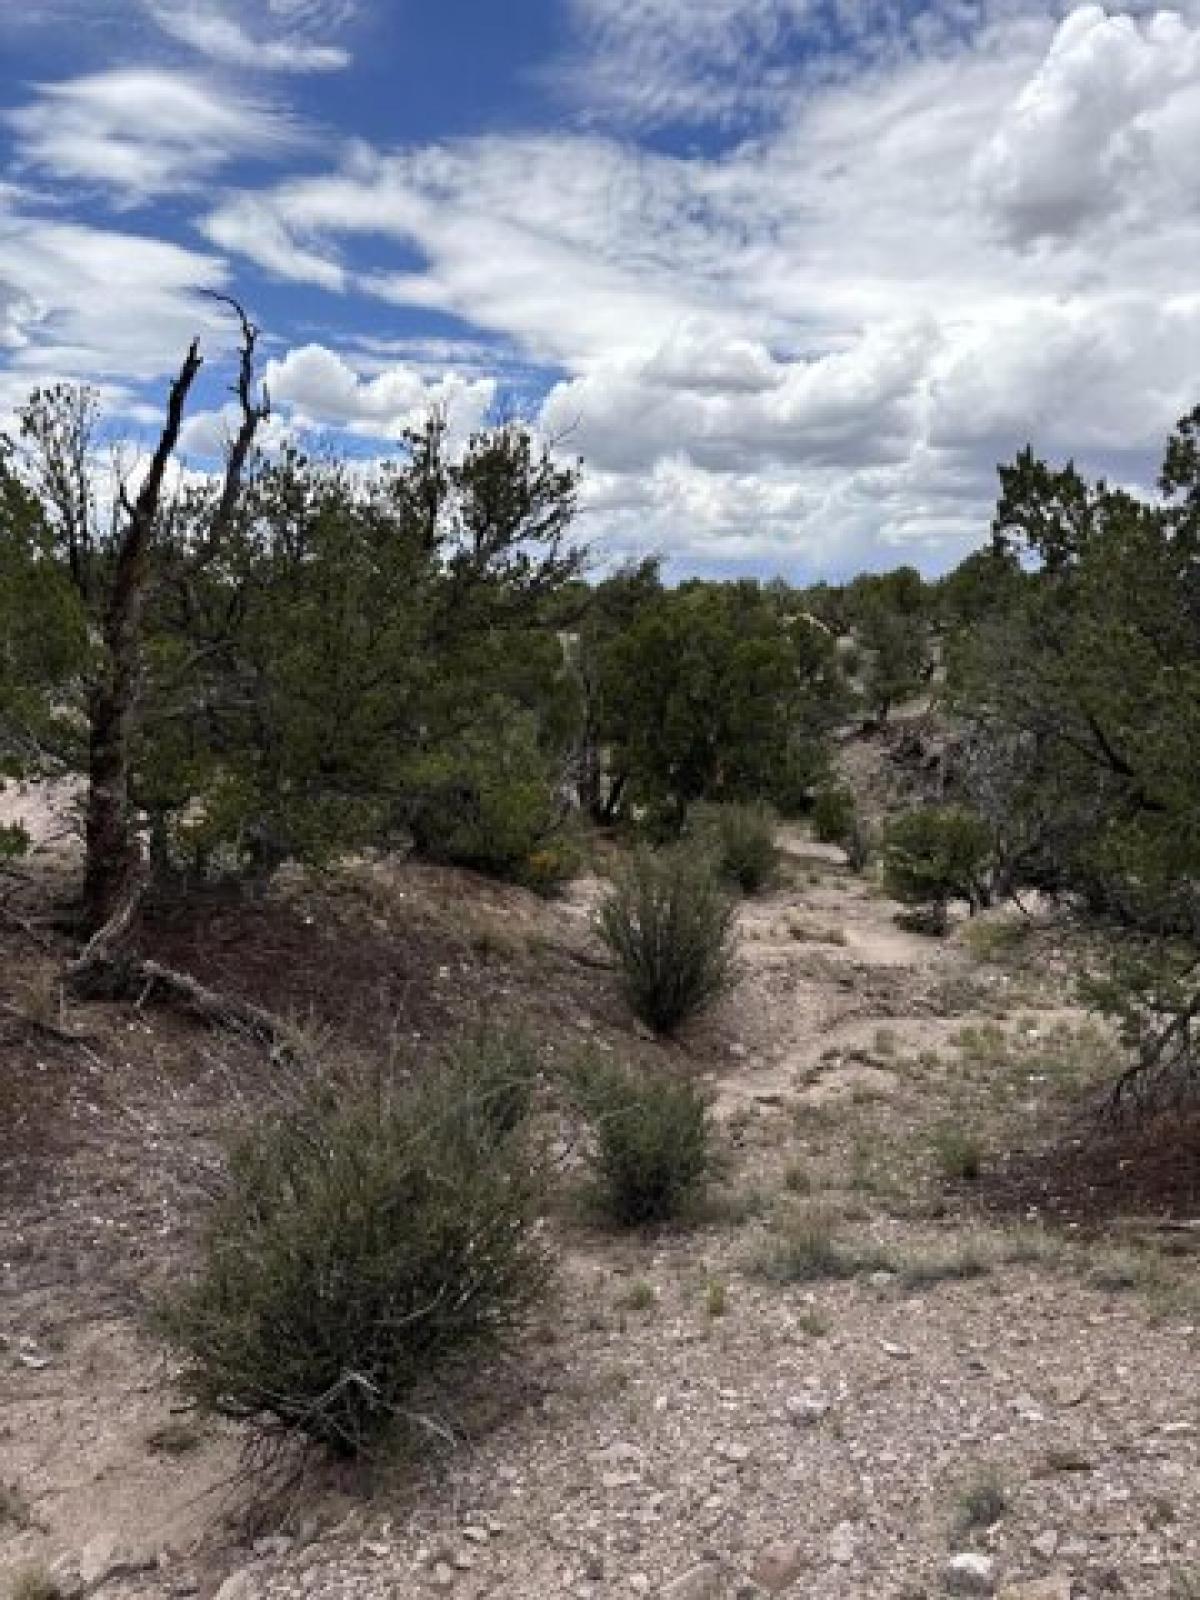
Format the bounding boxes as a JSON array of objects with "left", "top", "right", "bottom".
[{"left": 81, "top": 340, "right": 203, "bottom": 930}]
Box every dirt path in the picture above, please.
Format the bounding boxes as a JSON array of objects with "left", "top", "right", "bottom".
[{"left": 2, "top": 844, "right": 1197, "bottom": 1600}]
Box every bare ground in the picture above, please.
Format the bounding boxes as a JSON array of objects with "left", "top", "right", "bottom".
[{"left": 2, "top": 835, "right": 1198, "bottom": 1600}]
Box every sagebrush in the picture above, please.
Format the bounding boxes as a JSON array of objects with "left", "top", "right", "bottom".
[
  {"left": 596, "top": 846, "right": 737, "bottom": 1033},
  {"left": 570, "top": 1054, "right": 716, "bottom": 1226},
  {"left": 157, "top": 1058, "right": 551, "bottom": 1456},
  {"left": 692, "top": 802, "right": 778, "bottom": 894}
]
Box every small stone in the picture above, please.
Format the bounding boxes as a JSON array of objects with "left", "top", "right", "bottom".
[
  {"left": 452, "top": 1550, "right": 475, "bottom": 1571},
  {"left": 944, "top": 1553, "right": 996, "bottom": 1594},
  {"left": 462, "top": 1526, "right": 489, "bottom": 1544},
  {"left": 752, "top": 1542, "right": 806, "bottom": 1592},
  {"left": 719, "top": 1441, "right": 751, "bottom": 1463},
  {"left": 254, "top": 1535, "right": 294, "bottom": 1559},
  {"left": 828, "top": 1522, "right": 857, "bottom": 1565},
  {"left": 431, "top": 1562, "right": 456, "bottom": 1590},
  {"left": 213, "top": 1575, "right": 257, "bottom": 1600},
  {"left": 1030, "top": 1531, "right": 1059, "bottom": 1561},
  {"left": 602, "top": 1471, "right": 641, "bottom": 1489},
  {"left": 880, "top": 1340, "right": 912, "bottom": 1360},
  {"left": 785, "top": 1393, "right": 829, "bottom": 1425}
]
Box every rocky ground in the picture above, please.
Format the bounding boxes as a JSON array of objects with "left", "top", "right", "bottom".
[{"left": 2, "top": 823, "right": 1198, "bottom": 1600}]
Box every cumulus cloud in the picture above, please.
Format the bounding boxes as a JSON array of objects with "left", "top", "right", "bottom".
[
  {"left": 8, "top": 0, "right": 1200, "bottom": 573},
  {"left": 974, "top": 5, "right": 1200, "bottom": 242},
  {"left": 6, "top": 70, "right": 303, "bottom": 202},
  {"left": 263, "top": 343, "right": 496, "bottom": 440}
]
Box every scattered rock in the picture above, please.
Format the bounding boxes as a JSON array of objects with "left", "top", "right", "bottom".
[{"left": 1030, "top": 1531, "right": 1059, "bottom": 1561}]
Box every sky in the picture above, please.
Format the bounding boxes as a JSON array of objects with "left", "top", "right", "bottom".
[{"left": 2, "top": 0, "right": 1199, "bottom": 582}]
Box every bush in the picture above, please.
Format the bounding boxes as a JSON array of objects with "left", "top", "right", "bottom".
[
  {"left": 881, "top": 805, "right": 994, "bottom": 932},
  {"left": 570, "top": 1054, "right": 716, "bottom": 1226},
  {"left": 811, "top": 784, "right": 856, "bottom": 844},
  {"left": 402, "top": 706, "right": 576, "bottom": 891},
  {"left": 810, "top": 785, "right": 871, "bottom": 870},
  {"left": 596, "top": 846, "right": 737, "bottom": 1033},
  {"left": 156, "top": 1062, "right": 551, "bottom": 1457},
  {"left": 442, "top": 1024, "right": 539, "bottom": 1136},
  {"left": 692, "top": 802, "right": 778, "bottom": 894}
]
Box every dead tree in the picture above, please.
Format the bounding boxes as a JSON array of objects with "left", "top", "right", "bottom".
[{"left": 82, "top": 302, "right": 269, "bottom": 934}]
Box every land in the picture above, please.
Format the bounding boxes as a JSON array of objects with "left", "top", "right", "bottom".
[{"left": 2, "top": 804, "right": 1198, "bottom": 1600}]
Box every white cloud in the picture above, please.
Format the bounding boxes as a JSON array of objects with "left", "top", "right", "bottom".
[
  {"left": 6, "top": 70, "right": 303, "bottom": 202},
  {"left": 146, "top": 1, "right": 351, "bottom": 72},
  {"left": 263, "top": 343, "right": 496, "bottom": 440},
  {"left": 197, "top": 2, "right": 1200, "bottom": 566},
  {"left": 974, "top": 5, "right": 1200, "bottom": 241},
  {"left": 10, "top": 0, "right": 1200, "bottom": 573}
]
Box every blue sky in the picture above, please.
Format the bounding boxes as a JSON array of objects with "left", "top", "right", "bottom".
[{"left": 3, "top": 0, "right": 1200, "bottom": 581}]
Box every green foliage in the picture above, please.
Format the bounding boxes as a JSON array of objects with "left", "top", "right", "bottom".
[
  {"left": 0, "top": 819, "right": 29, "bottom": 863},
  {"left": 843, "top": 566, "right": 932, "bottom": 722},
  {"left": 596, "top": 846, "right": 738, "bottom": 1033},
  {"left": 593, "top": 580, "right": 847, "bottom": 827},
  {"left": 810, "top": 784, "right": 871, "bottom": 869},
  {"left": 949, "top": 411, "right": 1200, "bottom": 1098},
  {"left": 156, "top": 1061, "right": 551, "bottom": 1456},
  {"left": 882, "top": 807, "right": 994, "bottom": 931},
  {"left": 691, "top": 802, "right": 778, "bottom": 894},
  {"left": 570, "top": 1054, "right": 716, "bottom": 1226},
  {"left": 3, "top": 395, "right": 587, "bottom": 901},
  {"left": 441, "top": 1023, "right": 540, "bottom": 1136},
  {"left": 932, "top": 1124, "right": 985, "bottom": 1181},
  {"left": 401, "top": 703, "right": 575, "bottom": 888}
]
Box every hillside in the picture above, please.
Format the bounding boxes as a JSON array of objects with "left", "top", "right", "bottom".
[{"left": 3, "top": 809, "right": 1198, "bottom": 1600}]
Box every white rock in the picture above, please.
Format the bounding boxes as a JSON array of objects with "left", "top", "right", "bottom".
[
  {"left": 1030, "top": 1530, "right": 1059, "bottom": 1560},
  {"left": 213, "top": 1575, "right": 257, "bottom": 1600},
  {"left": 785, "top": 1393, "right": 830, "bottom": 1425},
  {"left": 829, "top": 1522, "right": 857, "bottom": 1565},
  {"left": 945, "top": 1552, "right": 996, "bottom": 1594}
]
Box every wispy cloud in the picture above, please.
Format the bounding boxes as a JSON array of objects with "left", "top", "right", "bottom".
[
  {"left": 6, "top": 69, "right": 304, "bottom": 203},
  {"left": 146, "top": 2, "right": 352, "bottom": 73}
]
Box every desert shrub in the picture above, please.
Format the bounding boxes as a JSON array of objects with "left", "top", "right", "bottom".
[
  {"left": 402, "top": 707, "right": 576, "bottom": 891},
  {"left": 596, "top": 846, "right": 737, "bottom": 1033},
  {"left": 0, "top": 820, "right": 29, "bottom": 867},
  {"left": 692, "top": 802, "right": 778, "bottom": 894},
  {"left": 441, "top": 1024, "right": 539, "bottom": 1136},
  {"left": 157, "top": 1063, "right": 551, "bottom": 1457},
  {"left": 881, "top": 806, "right": 994, "bottom": 933},
  {"left": 811, "top": 784, "right": 855, "bottom": 844},
  {"left": 932, "top": 1123, "right": 984, "bottom": 1180},
  {"left": 756, "top": 1204, "right": 860, "bottom": 1282},
  {"left": 570, "top": 1054, "right": 716, "bottom": 1226},
  {"left": 810, "top": 785, "right": 871, "bottom": 870}
]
